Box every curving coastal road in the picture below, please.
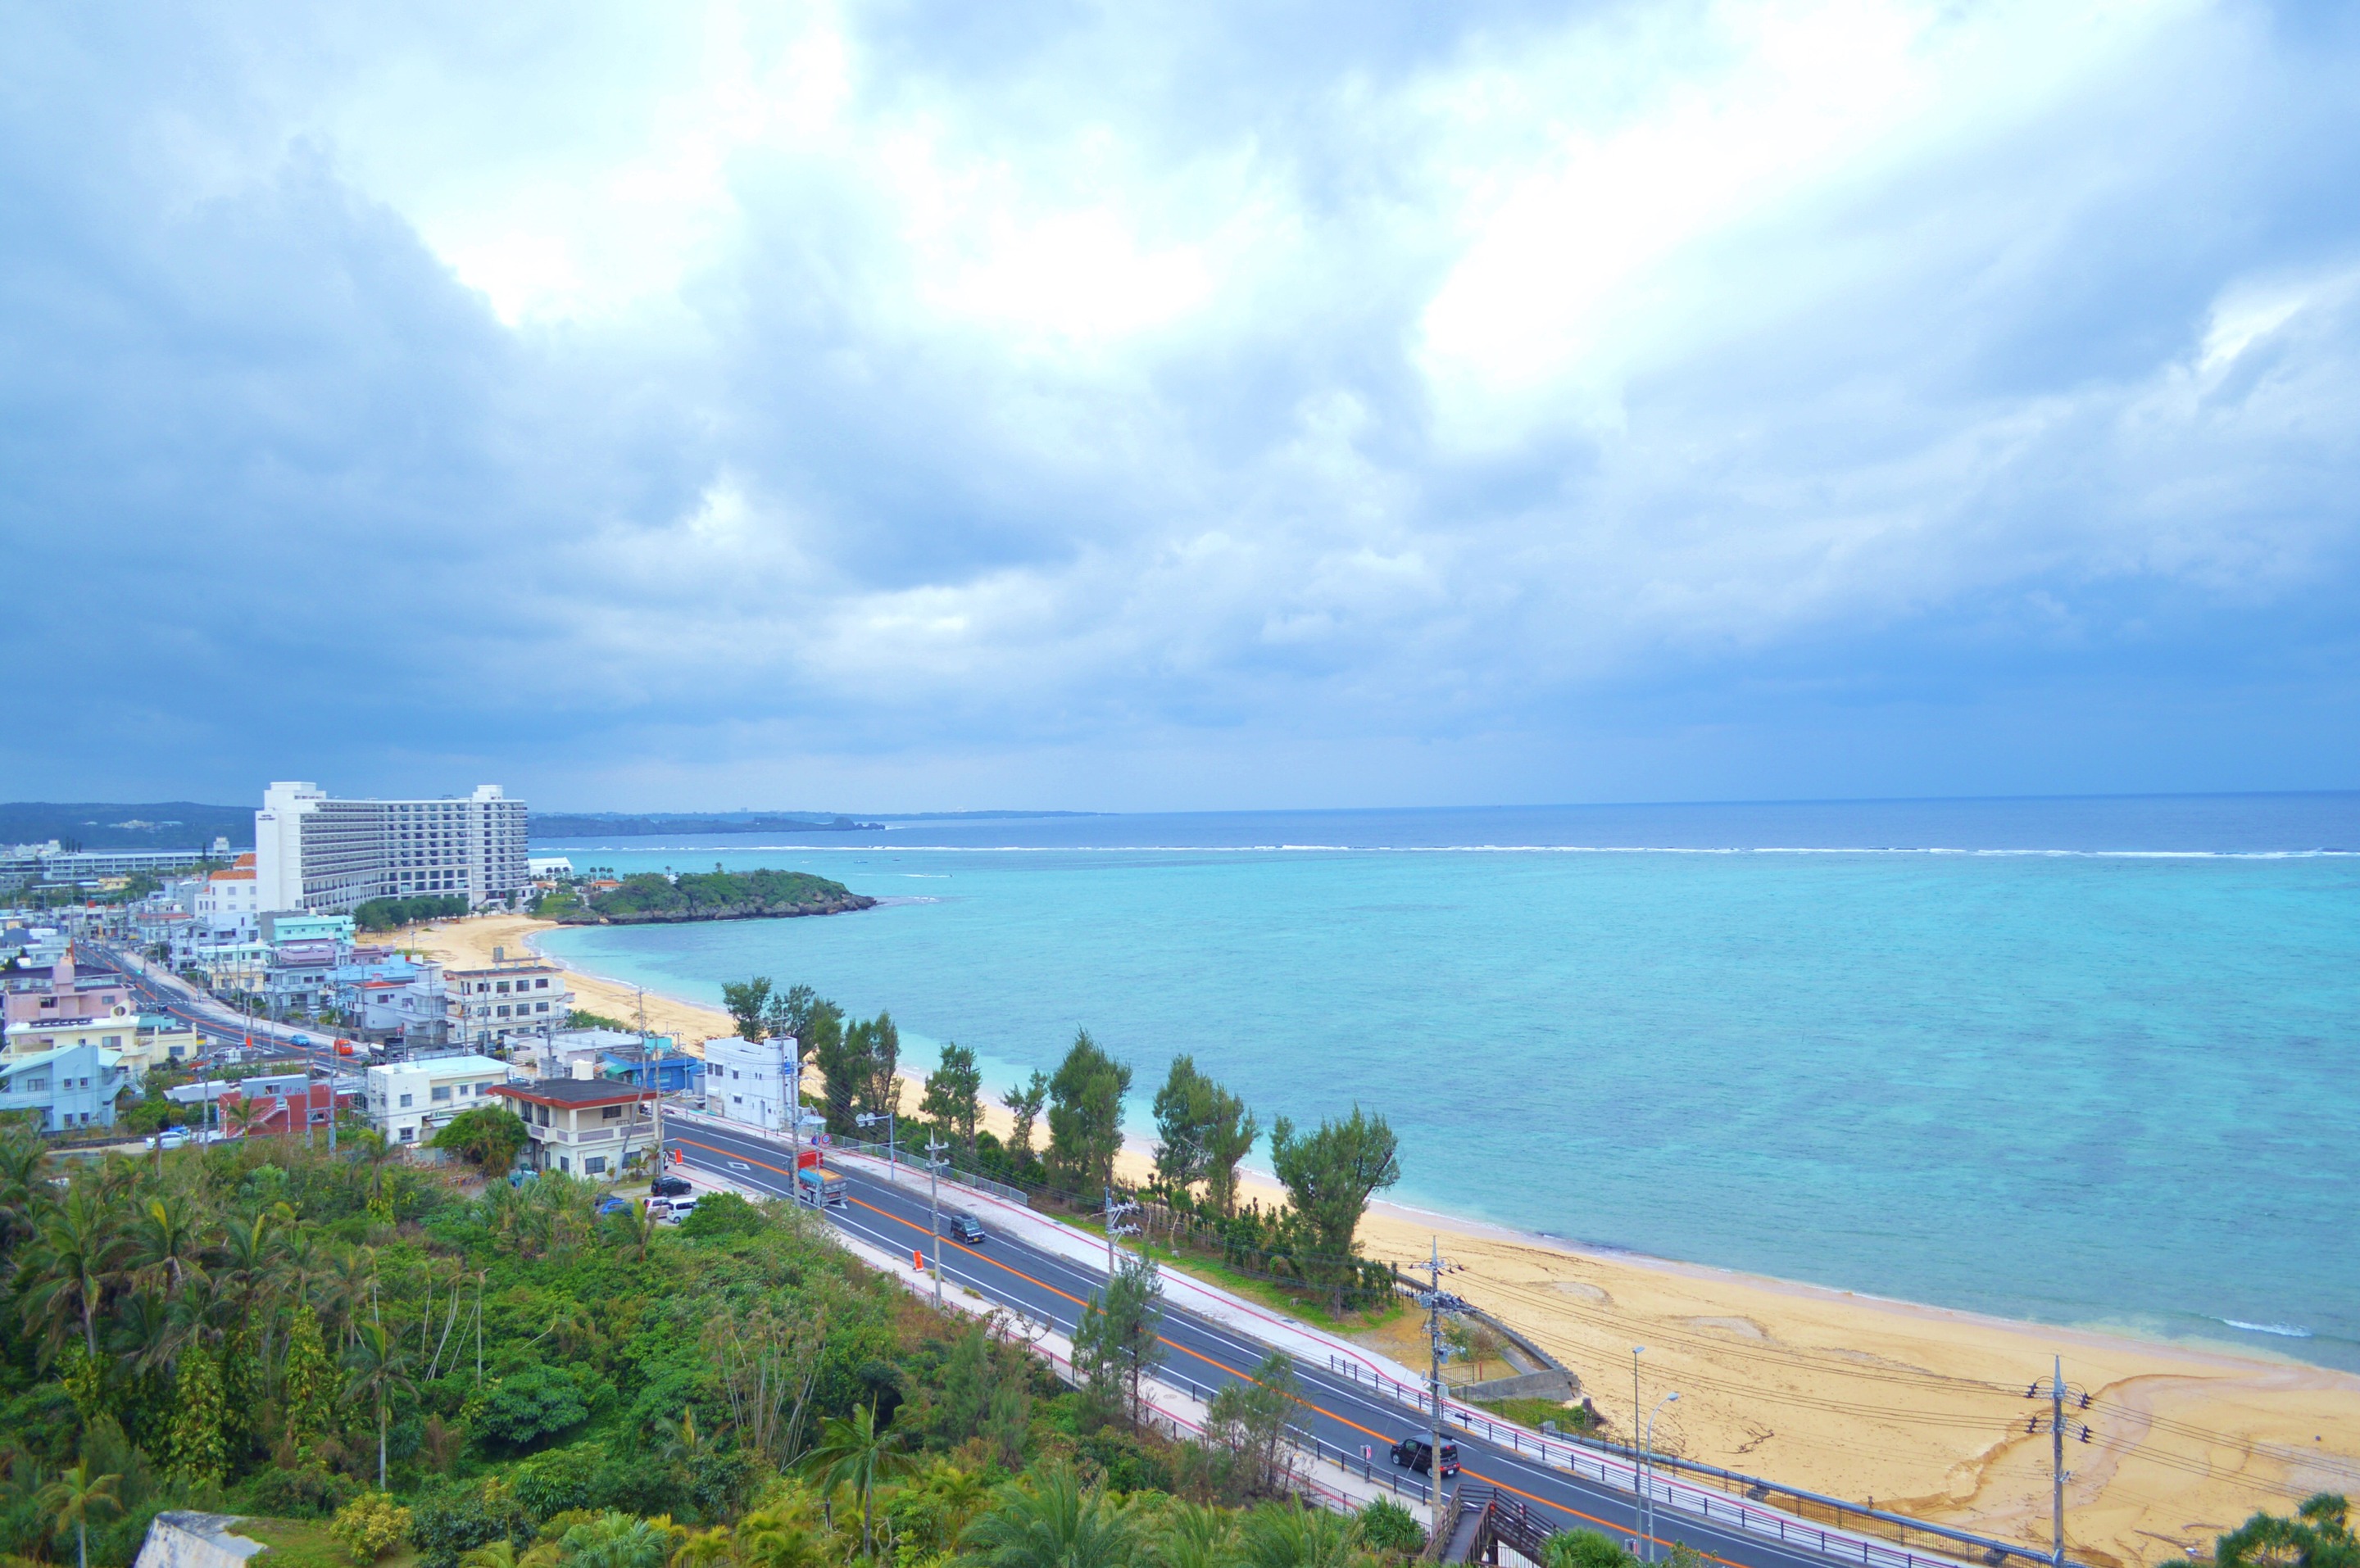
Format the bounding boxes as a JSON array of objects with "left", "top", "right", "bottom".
[{"left": 664, "top": 1117, "right": 1958, "bottom": 1568}]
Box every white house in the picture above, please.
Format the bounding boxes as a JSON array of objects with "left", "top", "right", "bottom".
[
  {"left": 363, "top": 1053, "right": 513, "bottom": 1150},
  {"left": 704, "top": 1033, "right": 807, "bottom": 1134}
]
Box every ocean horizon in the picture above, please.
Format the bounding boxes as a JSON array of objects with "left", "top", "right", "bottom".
[{"left": 535, "top": 793, "right": 2360, "bottom": 1371}]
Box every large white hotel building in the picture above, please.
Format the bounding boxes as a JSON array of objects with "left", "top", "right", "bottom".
[{"left": 255, "top": 782, "right": 530, "bottom": 913}]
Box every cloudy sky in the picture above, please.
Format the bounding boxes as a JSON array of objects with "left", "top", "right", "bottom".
[{"left": 4, "top": 1, "right": 2356, "bottom": 812}]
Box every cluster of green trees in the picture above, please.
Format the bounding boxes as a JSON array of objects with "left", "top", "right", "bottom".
[
  {"left": 354, "top": 896, "right": 470, "bottom": 933},
  {"left": 715, "top": 979, "right": 1404, "bottom": 1313},
  {"left": 0, "top": 1124, "right": 1444, "bottom": 1568},
  {"left": 719, "top": 981, "right": 905, "bottom": 1143}
]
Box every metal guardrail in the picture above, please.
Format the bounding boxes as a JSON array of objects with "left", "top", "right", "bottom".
[{"left": 1320, "top": 1355, "right": 2065, "bottom": 1568}]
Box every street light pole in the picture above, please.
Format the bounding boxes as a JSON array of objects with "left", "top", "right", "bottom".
[
  {"left": 925, "top": 1135, "right": 949, "bottom": 1308},
  {"left": 1642, "top": 1390, "right": 1680, "bottom": 1561},
  {"left": 1426, "top": 1236, "right": 1451, "bottom": 1557}
]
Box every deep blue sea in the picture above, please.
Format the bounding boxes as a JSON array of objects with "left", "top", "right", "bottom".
[{"left": 536, "top": 795, "right": 2360, "bottom": 1370}]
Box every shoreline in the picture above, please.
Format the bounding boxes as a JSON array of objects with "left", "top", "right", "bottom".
[{"left": 391, "top": 911, "right": 2360, "bottom": 1566}]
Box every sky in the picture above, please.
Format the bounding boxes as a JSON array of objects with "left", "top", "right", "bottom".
[{"left": 2, "top": 0, "right": 2357, "bottom": 813}]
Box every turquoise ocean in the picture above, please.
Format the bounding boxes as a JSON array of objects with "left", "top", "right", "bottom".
[{"left": 535, "top": 795, "right": 2360, "bottom": 1371}]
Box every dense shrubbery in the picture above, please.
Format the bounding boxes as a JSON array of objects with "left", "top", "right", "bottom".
[{"left": 0, "top": 1122, "right": 1439, "bottom": 1568}]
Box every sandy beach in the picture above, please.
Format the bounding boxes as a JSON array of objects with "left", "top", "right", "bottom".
[{"left": 389, "top": 913, "right": 2360, "bottom": 1566}]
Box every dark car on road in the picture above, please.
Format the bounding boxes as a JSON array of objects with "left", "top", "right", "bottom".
[
  {"left": 946, "top": 1212, "right": 987, "bottom": 1244},
  {"left": 651, "top": 1174, "right": 692, "bottom": 1198},
  {"left": 1391, "top": 1434, "right": 1459, "bottom": 1477}
]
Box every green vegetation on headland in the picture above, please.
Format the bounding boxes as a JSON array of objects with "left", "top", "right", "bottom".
[
  {"left": 0, "top": 1125, "right": 1444, "bottom": 1568},
  {"left": 548, "top": 869, "right": 874, "bottom": 927}
]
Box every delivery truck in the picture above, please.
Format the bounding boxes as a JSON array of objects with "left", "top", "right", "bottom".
[{"left": 795, "top": 1165, "right": 848, "bottom": 1208}]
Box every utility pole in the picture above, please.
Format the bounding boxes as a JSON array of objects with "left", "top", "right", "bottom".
[
  {"left": 786, "top": 1032, "right": 802, "bottom": 1167},
  {"left": 1631, "top": 1345, "right": 1646, "bottom": 1554},
  {"left": 1105, "top": 1185, "right": 1118, "bottom": 1275},
  {"left": 1427, "top": 1236, "right": 1450, "bottom": 1556},
  {"left": 2051, "top": 1354, "right": 2066, "bottom": 1568},
  {"left": 926, "top": 1135, "right": 949, "bottom": 1307}
]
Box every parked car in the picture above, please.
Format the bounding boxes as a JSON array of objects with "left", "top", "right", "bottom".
[
  {"left": 650, "top": 1174, "right": 692, "bottom": 1198},
  {"left": 156, "top": 1128, "right": 190, "bottom": 1149},
  {"left": 657, "top": 1197, "right": 697, "bottom": 1225},
  {"left": 1391, "top": 1435, "right": 1459, "bottom": 1477},
  {"left": 946, "top": 1212, "right": 986, "bottom": 1245},
  {"left": 595, "top": 1195, "right": 633, "bottom": 1217}
]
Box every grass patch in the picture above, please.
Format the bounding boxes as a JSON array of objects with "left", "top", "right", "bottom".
[
  {"left": 239, "top": 1516, "right": 418, "bottom": 1568},
  {"left": 1471, "top": 1394, "right": 1595, "bottom": 1431},
  {"left": 1057, "top": 1216, "right": 1404, "bottom": 1335}
]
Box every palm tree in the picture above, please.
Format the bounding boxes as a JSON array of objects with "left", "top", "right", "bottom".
[
  {"left": 560, "top": 1512, "right": 674, "bottom": 1568},
  {"left": 461, "top": 1542, "right": 560, "bottom": 1568},
  {"left": 963, "top": 1465, "right": 1141, "bottom": 1568},
  {"left": 0, "top": 1129, "right": 50, "bottom": 1253},
  {"left": 1239, "top": 1506, "right": 1356, "bottom": 1568},
  {"left": 1160, "top": 1503, "right": 1241, "bottom": 1568},
  {"left": 320, "top": 1244, "right": 379, "bottom": 1353},
  {"left": 733, "top": 1490, "right": 829, "bottom": 1568},
  {"left": 131, "top": 1193, "right": 208, "bottom": 1297},
  {"left": 796, "top": 1401, "right": 916, "bottom": 1559},
  {"left": 20, "top": 1187, "right": 120, "bottom": 1358},
  {"left": 343, "top": 1320, "right": 417, "bottom": 1489},
  {"left": 107, "top": 1287, "right": 179, "bottom": 1376},
  {"left": 668, "top": 1527, "right": 736, "bottom": 1568},
  {"left": 223, "top": 1099, "right": 268, "bottom": 1140},
  {"left": 36, "top": 1461, "right": 121, "bottom": 1568}
]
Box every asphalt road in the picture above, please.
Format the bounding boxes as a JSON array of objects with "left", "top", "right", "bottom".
[
  {"left": 90, "top": 942, "right": 346, "bottom": 1065},
  {"left": 665, "top": 1119, "right": 1883, "bottom": 1568}
]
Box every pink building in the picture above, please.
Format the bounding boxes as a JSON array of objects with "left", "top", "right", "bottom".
[{"left": 2, "top": 947, "right": 135, "bottom": 1029}]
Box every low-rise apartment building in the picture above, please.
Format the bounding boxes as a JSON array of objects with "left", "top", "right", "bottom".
[
  {"left": 443, "top": 960, "right": 572, "bottom": 1050},
  {"left": 363, "top": 1052, "right": 512, "bottom": 1150},
  {"left": 490, "top": 1074, "right": 657, "bottom": 1177},
  {"left": 705, "top": 1033, "right": 803, "bottom": 1134}
]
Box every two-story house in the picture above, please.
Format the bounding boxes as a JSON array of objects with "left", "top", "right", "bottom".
[
  {"left": 491, "top": 1072, "right": 657, "bottom": 1177},
  {"left": 364, "top": 1053, "right": 513, "bottom": 1150},
  {"left": 0, "top": 1040, "right": 129, "bottom": 1132}
]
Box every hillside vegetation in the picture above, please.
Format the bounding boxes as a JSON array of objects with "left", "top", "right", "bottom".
[{"left": 0, "top": 1126, "right": 1438, "bottom": 1568}]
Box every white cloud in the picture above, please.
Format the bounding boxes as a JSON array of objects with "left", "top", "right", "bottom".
[{"left": 4, "top": 0, "right": 2358, "bottom": 803}]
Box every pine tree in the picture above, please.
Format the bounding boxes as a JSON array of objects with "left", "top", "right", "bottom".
[
  {"left": 282, "top": 1303, "right": 333, "bottom": 1454},
  {"left": 167, "top": 1344, "right": 228, "bottom": 1488}
]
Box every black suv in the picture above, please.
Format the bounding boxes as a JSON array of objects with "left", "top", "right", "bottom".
[
  {"left": 650, "top": 1174, "right": 692, "bottom": 1198},
  {"left": 947, "top": 1212, "right": 987, "bottom": 1244},
  {"left": 1391, "top": 1435, "right": 1459, "bottom": 1477}
]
